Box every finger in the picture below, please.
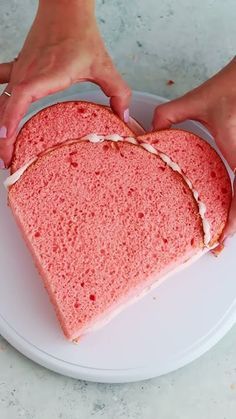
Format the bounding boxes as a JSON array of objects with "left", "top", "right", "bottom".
[
  {"left": 0, "top": 73, "right": 72, "bottom": 140},
  {"left": 0, "top": 62, "right": 13, "bottom": 84},
  {"left": 0, "top": 92, "right": 8, "bottom": 111},
  {"left": 0, "top": 64, "right": 14, "bottom": 112},
  {"left": 214, "top": 126, "right": 236, "bottom": 242},
  {"left": 214, "top": 127, "right": 236, "bottom": 172},
  {"left": 0, "top": 87, "right": 12, "bottom": 140},
  {"left": 0, "top": 73, "right": 73, "bottom": 165},
  {"left": 93, "top": 64, "right": 131, "bottom": 122},
  {"left": 221, "top": 177, "right": 236, "bottom": 240},
  {"left": 214, "top": 176, "right": 236, "bottom": 254},
  {"left": 0, "top": 142, "right": 14, "bottom": 168},
  {"left": 0, "top": 80, "right": 14, "bottom": 116},
  {"left": 152, "top": 92, "right": 204, "bottom": 130},
  {"left": 0, "top": 81, "right": 32, "bottom": 145}
]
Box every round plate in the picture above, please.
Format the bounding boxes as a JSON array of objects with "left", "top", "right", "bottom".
[{"left": 0, "top": 90, "right": 235, "bottom": 383}]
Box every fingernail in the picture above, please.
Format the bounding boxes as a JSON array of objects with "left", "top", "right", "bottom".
[
  {"left": 124, "top": 109, "right": 130, "bottom": 123},
  {"left": 0, "top": 126, "right": 7, "bottom": 139},
  {"left": 0, "top": 159, "right": 5, "bottom": 169}
]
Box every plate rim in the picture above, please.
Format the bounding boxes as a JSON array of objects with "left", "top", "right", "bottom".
[{"left": 0, "top": 300, "right": 235, "bottom": 383}]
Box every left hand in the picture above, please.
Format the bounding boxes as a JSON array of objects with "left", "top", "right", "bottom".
[
  {"left": 152, "top": 58, "right": 236, "bottom": 244},
  {"left": 0, "top": 0, "right": 131, "bottom": 167}
]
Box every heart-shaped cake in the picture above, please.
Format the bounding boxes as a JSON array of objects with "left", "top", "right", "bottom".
[{"left": 5, "top": 102, "right": 232, "bottom": 341}]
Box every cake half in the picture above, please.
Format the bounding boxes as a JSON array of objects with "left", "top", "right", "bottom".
[{"left": 5, "top": 103, "right": 232, "bottom": 340}]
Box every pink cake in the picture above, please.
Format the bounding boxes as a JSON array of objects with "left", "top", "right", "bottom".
[
  {"left": 6, "top": 103, "right": 232, "bottom": 341},
  {"left": 12, "top": 101, "right": 144, "bottom": 173},
  {"left": 140, "top": 130, "right": 232, "bottom": 244}
]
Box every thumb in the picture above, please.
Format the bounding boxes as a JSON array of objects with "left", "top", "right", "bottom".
[
  {"left": 222, "top": 178, "right": 236, "bottom": 240},
  {"left": 152, "top": 91, "right": 205, "bottom": 130},
  {"left": 0, "top": 73, "right": 72, "bottom": 166},
  {"left": 0, "top": 62, "right": 13, "bottom": 84}
]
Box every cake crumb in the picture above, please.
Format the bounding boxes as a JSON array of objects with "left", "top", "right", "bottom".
[{"left": 166, "top": 79, "right": 175, "bottom": 86}]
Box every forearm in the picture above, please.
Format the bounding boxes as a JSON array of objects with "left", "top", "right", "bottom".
[
  {"left": 37, "top": 0, "right": 95, "bottom": 27},
  {"left": 35, "top": 0, "right": 96, "bottom": 43},
  {"left": 39, "top": 0, "right": 95, "bottom": 14}
]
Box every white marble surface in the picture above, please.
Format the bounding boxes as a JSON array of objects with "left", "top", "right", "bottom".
[
  {"left": 0, "top": 1, "right": 236, "bottom": 418},
  {"left": 1, "top": 330, "right": 236, "bottom": 419}
]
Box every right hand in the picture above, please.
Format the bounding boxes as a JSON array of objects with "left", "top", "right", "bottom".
[
  {"left": 152, "top": 58, "right": 236, "bottom": 244},
  {"left": 0, "top": 0, "right": 131, "bottom": 167}
]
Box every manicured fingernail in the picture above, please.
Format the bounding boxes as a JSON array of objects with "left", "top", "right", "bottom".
[
  {"left": 0, "top": 126, "right": 7, "bottom": 138},
  {"left": 124, "top": 109, "right": 130, "bottom": 123},
  {"left": 0, "top": 159, "right": 5, "bottom": 169}
]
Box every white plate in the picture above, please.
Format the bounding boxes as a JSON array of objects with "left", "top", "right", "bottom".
[{"left": 0, "top": 90, "right": 235, "bottom": 383}]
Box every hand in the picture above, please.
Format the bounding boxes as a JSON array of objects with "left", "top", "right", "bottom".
[
  {"left": 153, "top": 58, "right": 236, "bottom": 243},
  {"left": 0, "top": 0, "right": 131, "bottom": 167}
]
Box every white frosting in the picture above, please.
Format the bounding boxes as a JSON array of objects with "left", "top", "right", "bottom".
[
  {"left": 4, "top": 133, "right": 211, "bottom": 246},
  {"left": 84, "top": 133, "right": 104, "bottom": 143},
  {"left": 141, "top": 143, "right": 158, "bottom": 154},
  {"left": 125, "top": 137, "right": 138, "bottom": 145},
  {"left": 4, "top": 157, "right": 37, "bottom": 190},
  {"left": 105, "top": 134, "right": 123, "bottom": 142},
  {"left": 152, "top": 151, "right": 211, "bottom": 246},
  {"left": 85, "top": 133, "right": 123, "bottom": 143}
]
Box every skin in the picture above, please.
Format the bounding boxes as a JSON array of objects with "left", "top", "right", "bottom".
[
  {"left": 153, "top": 58, "right": 236, "bottom": 242},
  {"left": 0, "top": 0, "right": 131, "bottom": 166}
]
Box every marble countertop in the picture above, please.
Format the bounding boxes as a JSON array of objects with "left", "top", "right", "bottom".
[
  {"left": 0, "top": 1, "right": 236, "bottom": 418},
  {"left": 0, "top": 329, "right": 236, "bottom": 419}
]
